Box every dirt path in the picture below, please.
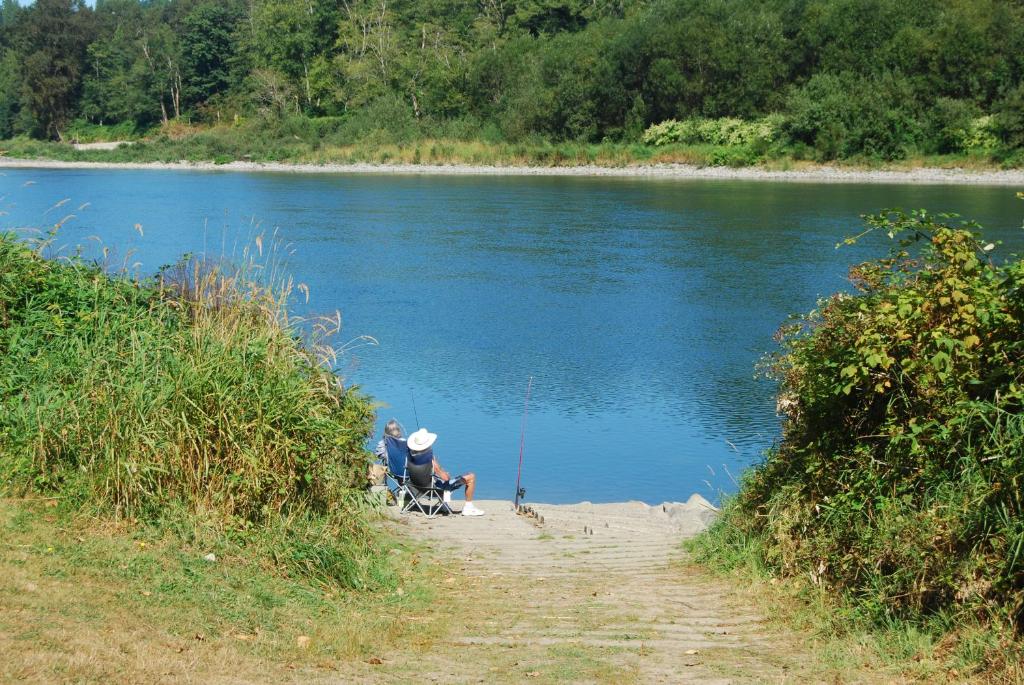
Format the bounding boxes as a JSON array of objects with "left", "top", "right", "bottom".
[{"left": 354, "top": 496, "right": 813, "bottom": 684}]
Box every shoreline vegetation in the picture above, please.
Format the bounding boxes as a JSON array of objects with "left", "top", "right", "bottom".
[
  {"left": 0, "top": 230, "right": 417, "bottom": 646},
  {"left": 4, "top": 147, "right": 1024, "bottom": 186},
  {"left": 3, "top": 1, "right": 1024, "bottom": 172},
  {"left": 691, "top": 207, "right": 1024, "bottom": 682},
  {"left": 4, "top": 0, "right": 1024, "bottom": 191}
]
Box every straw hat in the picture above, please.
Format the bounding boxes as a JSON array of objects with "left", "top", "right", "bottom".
[{"left": 407, "top": 428, "right": 437, "bottom": 452}]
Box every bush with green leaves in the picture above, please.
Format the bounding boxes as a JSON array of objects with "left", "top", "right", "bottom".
[
  {"left": 926, "top": 99, "right": 1001, "bottom": 155},
  {"left": 963, "top": 116, "right": 1001, "bottom": 153},
  {"left": 701, "top": 206, "right": 1024, "bottom": 645},
  {"left": 642, "top": 115, "right": 784, "bottom": 148}
]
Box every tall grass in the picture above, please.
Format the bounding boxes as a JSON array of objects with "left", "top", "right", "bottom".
[{"left": 0, "top": 231, "right": 386, "bottom": 587}]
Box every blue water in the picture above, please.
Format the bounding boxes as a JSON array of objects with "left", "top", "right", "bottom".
[{"left": 3, "top": 167, "right": 1022, "bottom": 503}]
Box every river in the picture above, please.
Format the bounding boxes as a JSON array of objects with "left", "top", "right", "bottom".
[{"left": 3, "top": 168, "right": 1022, "bottom": 503}]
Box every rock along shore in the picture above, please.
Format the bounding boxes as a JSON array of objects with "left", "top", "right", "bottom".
[{"left": 3, "top": 156, "right": 1024, "bottom": 185}]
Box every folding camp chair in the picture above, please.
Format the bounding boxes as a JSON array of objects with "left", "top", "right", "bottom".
[
  {"left": 405, "top": 447, "right": 465, "bottom": 518},
  {"left": 381, "top": 434, "right": 417, "bottom": 511}
]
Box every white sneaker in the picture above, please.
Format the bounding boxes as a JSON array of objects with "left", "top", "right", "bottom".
[{"left": 461, "top": 502, "right": 484, "bottom": 517}]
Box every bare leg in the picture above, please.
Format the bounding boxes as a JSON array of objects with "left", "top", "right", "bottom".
[{"left": 463, "top": 473, "right": 476, "bottom": 501}]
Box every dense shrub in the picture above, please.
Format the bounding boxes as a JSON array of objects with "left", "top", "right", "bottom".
[
  {"left": 963, "top": 116, "right": 1001, "bottom": 153},
  {"left": 994, "top": 85, "right": 1024, "bottom": 150},
  {"left": 63, "top": 119, "right": 141, "bottom": 143},
  {"left": 926, "top": 99, "right": 979, "bottom": 154},
  {"left": 327, "top": 94, "right": 422, "bottom": 146},
  {"left": 702, "top": 208, "right": 1024, "bottom": 639},
  {"left": 642, "top": 116, "right": 784, "bottom": 147},
  {"left": 924, "top": 99, "right": 1001, "bottom": 155},
  {"left": 785, "top": 72, "right": 923, "bottom": 160}
]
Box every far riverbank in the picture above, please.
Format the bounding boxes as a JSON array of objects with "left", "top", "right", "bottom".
[{"left": 4, "top": 156, "right": 1024, "bottom": 186}]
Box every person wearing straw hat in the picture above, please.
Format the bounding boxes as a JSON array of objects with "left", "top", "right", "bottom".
[{"left": 407, "top": 427, "right": 484, "bottom": 517}]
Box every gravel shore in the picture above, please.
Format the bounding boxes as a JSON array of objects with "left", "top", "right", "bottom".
[{"left": 3, "top": 156, "right": 1024, "bottom": 185}]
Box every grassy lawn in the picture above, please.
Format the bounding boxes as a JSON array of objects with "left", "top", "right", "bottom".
[{"left": 0, "top": 497, "right": 445, "bottom": 683}]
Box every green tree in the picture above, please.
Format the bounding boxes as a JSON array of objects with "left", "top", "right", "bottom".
[
  {"left": 476, "top": 0, "right": 515, "bottom": 39},
  {"left": 179, "top": 2, "right": 242, "bottom": 110},
  {"left": 336, "top": 0, "right": 401, "bottom": 107},
  {"left": 798, "top": 0, "right": 907, "bottom": 76},
  {"left": 925, "top": 97, "right": 979, "bottom": 154},
  {"left": 1, "top": 0, "right": 1023, "bottom": 155},
  {"left": 17, "top": 0, "right": 95, "bottom": 139},
  {"left": 511, "top": 0, "right": 589, "bottom": 36},
  {"left": 994, "top": 84, "right": 1024, "bottom": 150},
  {"left": 80, "top": 0, "right": 152, "bottom": 126},
  {"left": 0, "top": 48, "right": 21, "bottom": 137},
  {"left": 237, "top": 0, "right": 346, "bottom": 116},
  {"left": 139, "top": 21, "right": 183, "bottom": 123},
  {"left": 0, "top": 0, "right": 21, "bottom": 41},
  {"left": 929, "top": 0, "right": 1020, "bottom": 104}
]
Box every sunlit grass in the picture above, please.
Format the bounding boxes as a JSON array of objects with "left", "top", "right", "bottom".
[{"left": 0, "top": 498, "right": 445, "bottom": 681}]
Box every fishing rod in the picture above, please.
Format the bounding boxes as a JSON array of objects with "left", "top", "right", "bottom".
[
  {"left": 411, "top": 389, "right": 420, "bottom": 429},
  {"left": 514, "top": 376, "right": 533, "bottom": 511}
]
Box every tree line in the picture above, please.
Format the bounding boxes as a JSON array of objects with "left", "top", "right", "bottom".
[{"left": 2, "top": 0, "right": 1024, "bottom": 161}]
